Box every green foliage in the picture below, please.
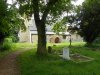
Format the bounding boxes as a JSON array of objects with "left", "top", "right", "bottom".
[
  {"left": 18, "top": 42, "right": 100, "bottom": 75},
  {"left": 46, "top": 0, "right": 74, "bottom": 25},
  {"left": 0, "top": 0, "right": 9, "bottom": 39},
  {"left": 9, "top": 36, "right": 19, "bottom": 42},
  {"left": 16, "top": 0, "right": 75, "bottom": 25},
  {"left": 0, "top": 50, "right": 10, "bottom": 59},
  {"left": 2, "top": 38, "right": 13, "bottom": 50},
  {"left": 80, "top": 0, "right": 100, "bottom": 44},
  {"left": 0, "top": 0, "right": 26, "bottom": 47},
  {"left": 0, "top": 43, "right": 34, "bottom": 59},
  {"left": 94, "top": 36, "right": 100, "bottom": 44},
  {"left": 8, "top": 6, "right": 26, "bottom": 32},
  {"left": 52, "top": 18, "right": 67, "bottom": 34},
  {"left": 17, "top": 0, "right": 71, "bottom": 18},
  {"left": 7, "top": 7, "right": 26, "bottom": 42},
  {"left": 69, "top": 0, "right": 100, "bottom": 45},
  {"left": 16, "top": 0, "right": 75, "bottom": 55}
]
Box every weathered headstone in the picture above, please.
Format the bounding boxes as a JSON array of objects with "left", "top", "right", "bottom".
[
  {"left": 62, "top": 47, "right": 70, "bottom": 60},
  {"left": 48, "top": 46, "right": 52, "bottom": 54}
]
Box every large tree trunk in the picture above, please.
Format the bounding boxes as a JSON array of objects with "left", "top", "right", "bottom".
[
  {"left": 36, "top": 21, "right": 47, "bottom": 55},
  {"left": 32, "top": 0, "right": 58, "bottom": 55}
]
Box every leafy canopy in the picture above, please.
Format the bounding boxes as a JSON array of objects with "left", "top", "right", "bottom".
[
  {"left": 69, "top": 0, "right": 100, "bottom": 44},
  {"left": 0, "top": 0, "right": 26, "bottom": 42},
  {"left": 16, "top": 0, "right": 73, "bottom": 23}
]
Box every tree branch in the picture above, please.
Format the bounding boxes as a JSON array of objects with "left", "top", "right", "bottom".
[{"left": 41, "top": 0, "right": 58, "bottom": 23}]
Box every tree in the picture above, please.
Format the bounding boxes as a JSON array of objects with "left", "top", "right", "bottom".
[
  {"left": 16, "top": 0, "right": 73, "bottom": 55},
  {"left": 0, "top": 0, "right": 8, "bottom": 46},
  {"left": 8, "top": 6, "right": 26, "bottom": 42},
  {"left": 69, "top": 0, "right": 100, "bottom": 45},
  {"left": 0, "top": 0, "right": 25, "bottom": 49},
  {"left": 52, "top": 18, "right": 67, "bottom": 35},
  {"left": 79, "top": 0, "right": 100, "bottom": 45}
]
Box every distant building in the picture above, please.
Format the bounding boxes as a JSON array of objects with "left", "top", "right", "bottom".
[{"left": 18, "top": 16, "right": 83, "bottom": 43}]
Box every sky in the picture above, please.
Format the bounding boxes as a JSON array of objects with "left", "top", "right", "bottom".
[
  {"left": 72, "top": 0, "right": 84, "bottom": 5},
  {"left": 7, "top": 0, "right": 84, "bottom": 5},
  {"left": 7, "top": 0, "right": 13, "bottom": 4}
]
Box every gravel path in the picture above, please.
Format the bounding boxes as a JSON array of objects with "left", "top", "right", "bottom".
[{"left": 0, "top": 48, "right": 32, "bottom": 75}]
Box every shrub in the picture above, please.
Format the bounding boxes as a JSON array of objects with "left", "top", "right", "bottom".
[
  {"left": 2, "top": 38, "right": 13, "bottom": 50},
  {"left": 9, "top": 36, "right": 19, "bottom": 42},
  {"left": 94, "top": 37, "right": 100, "bottom": 44}
]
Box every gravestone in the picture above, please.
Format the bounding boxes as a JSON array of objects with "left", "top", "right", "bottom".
[
  {"left": 48, "top": 46, "right": 52, "bottom": 54},
  {"left": 62, "top": 47, "right": 70, "bottom": 60}
]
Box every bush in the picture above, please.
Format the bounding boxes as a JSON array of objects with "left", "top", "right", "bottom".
[
  {"left": 9, "top": 36, "right": 19, "bottom": 42},
  {"left": 94, "top": 37, "right": 100, "bottom": 44},
  {"left": 2, "top": 38, "right": 13, "bottom": 50}
]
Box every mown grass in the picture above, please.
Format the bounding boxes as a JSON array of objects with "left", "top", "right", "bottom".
[
  {"left": 0, "top": 43, "right": 34, "bottom": 59},
  {"left": 12, "top": 43, "right": 35, "bottom": 50},
  {"left": 18, "top": 42, "right": 100, "bottom": 75}
]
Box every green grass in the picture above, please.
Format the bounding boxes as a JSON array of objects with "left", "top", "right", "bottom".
[
  {"left": 0, "top": 43, "right": 34, "bottom": 59},
  {"left": 18, "top": 42, "right": 100, "bottom": 75},
  {"left": 0, "top": 50, "right": 11, "bottom": 59},
  {"left": 11, "top": 43, "right": 35, "bottom": 50}
]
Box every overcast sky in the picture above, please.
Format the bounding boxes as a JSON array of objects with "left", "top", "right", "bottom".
[
  {"left": 7, "top": 0, "right": 84, "bottom": 5},
  {"left": 72, "top": 0, "right": 84, "bottom": 5}
]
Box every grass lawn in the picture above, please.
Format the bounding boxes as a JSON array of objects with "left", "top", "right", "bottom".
[
  {"left": 0, "top": 50, "right": 11, "bottom": 59},
  {"left": 18, "top": 42, "right": 100, "bottom": 75},
  {"left": 0, "top": 43, "right": 34, "bottom": 59}
]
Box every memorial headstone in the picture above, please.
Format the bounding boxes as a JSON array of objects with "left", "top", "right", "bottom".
[
  {"left": 48, "top": 46, "right": 52, "bottom": 54},
  {"left": 63, "top": 47, "right": 70, "bottom": 60}
]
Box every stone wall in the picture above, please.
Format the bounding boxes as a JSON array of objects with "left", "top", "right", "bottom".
[{"left": 19, "top": 32, "right": 83, "bottom": 43}]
